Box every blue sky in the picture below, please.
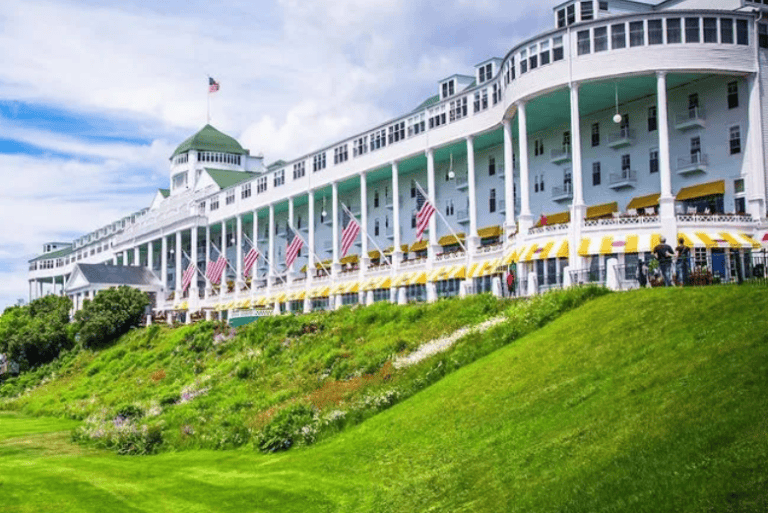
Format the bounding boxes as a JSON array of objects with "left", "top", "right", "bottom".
[{"left": 0, "top": 0, "right": 602, "bottom": 309}]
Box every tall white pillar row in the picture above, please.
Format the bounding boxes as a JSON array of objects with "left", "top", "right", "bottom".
[
  {"left": 268, "top": 204, "right": 275, "bottom": 288},
  {"left": 205, "top": 225, "right": 212, "bottom": 298},
  {"left": 161, "top": 235, "right": 168, "bottom": 294},
  {"left": 426, "top": 148, "right": 438, "bottom": 263},
  {"left": 569, "top": 83, "right": 586, "bottom": 271},
  {"left": 221, "top": 220, "right": 228, "bottom": 288},
  {"left": 332, "top": 181, "right": 340, "bottom": 274},
  {"left": 174, "top": 231, "right": 182, "bottom": 295},
  {"left": 503, "top": 119, "right": 516, "bottom": 235},
  {"left": 467, "top": 136, "right": 478, "bottom": 253},
  {"left": 517, "top": 101, "right": 532, "bottom": 233},
  {"left": 236, "top": 214, "right": 244, "bottom": 291},
  {"left": 391, "top": 161, "right": 402, "bottom": 268},
  {"left": 190, "top": 226, "right": 199, "bottom": 299},
  {"left": 305, "top": 190, "right": 315, "bottom": 313},
  {"left": 656, "top": 71, "right": 677, "bottom": 244},
  {"left": 747, "top": 73, "right": 767, "bottom": 219},
  {"left": 360, "top": 171, "right": 369, "bottom": 269}
]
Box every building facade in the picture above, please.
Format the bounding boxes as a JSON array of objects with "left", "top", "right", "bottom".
[{"left": 28, "top": 0, "right": 768, "bottom": 314}]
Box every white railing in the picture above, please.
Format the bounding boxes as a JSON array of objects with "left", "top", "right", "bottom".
[
  {"left": 477, "top": 243, "right": 503, "bottom": 255},
  {"left": 676, "top": 213, "right": 755, "bottom": 224},
  {"left": 455, "top": 176, "right": 468, "bottom": 189},
  {"left": 677, "top": 153, "right": 708, "bottom": 169},
  {"left": 435, "top": 251, "right": 466, "bottom": 262},
  {"left": 609, "top": 169, "right": 637, "bottom": 186},
  {"left": 528, "top": 223, "right": 569, "bottom": 235},
  {"left": 552, "top": 183, "right": 573, "bottom": 199},
  {"left": 608, "top": 128, "right": 635, "bottom": 144},
  {"left": 550, "top": 147, "right": 571, "bottom": 161},
  {"left": 584, "top": 215, "right": 660, "bottom": 228},
  {"left": 674, "top": 106, "right": 706, "bottom": 125},
  {"left": 457, "top": 209, "right": 469, "bottom": 223}
]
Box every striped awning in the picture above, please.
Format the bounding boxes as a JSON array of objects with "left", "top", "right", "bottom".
[
  {"left": 477, "top": 225, "right": 502, "bottom": 238},
  {"left": 368, "top": 250, "right": 381, "bottom": 260},
  {"left": 473, "top": 258, "right": 502, "bottom": 277},
  {"left": 173, "top": 301, "right": 189, "bottom": 311},
  {"left": 502, "top": 248, "right": 517, "bottom": 266},
  {"left": 410, "top": 240, "right": 429, "bottom": 252},
  {"left": 406, "top": 271, "right": 428, "bottom": 285},
  {"left": 578, "top": 233, "right": 661, "bottom": 256},
  {"left": 586, "top": 202, "right": 618, "bottom": 220},
  {"left": 438, "top": 233, "right": 465, "bottom": 246},
  {"left": 391, "top": 272, "right": 411, "bottom": 287},
  {"left": 679, "top": 231, "right": 760, "bottom": 249},
  {"left": 253, "top": 296, "right": 268, "bottom": 307},
  {"left": 626, "top": 193, "right": 660, "bottom": 211},
  {"left": 517, "top": 239, "right": 569, "bottom": 262},
  {"left": 676, "top": 180, "right": 725, "bottom": 201},
  {"left": 310, "top": 286, "right": 331, "bottom": 298},
  {"left": 427, "top": 264, "right": 467, "bottom": 282},
  {"left": 340, "top": 254, "right": 359, "bottom": 265},
  {"left": 536, "top": 211, "right": 570, "bottom": 227}
]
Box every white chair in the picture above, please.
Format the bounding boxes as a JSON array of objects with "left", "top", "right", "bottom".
[
  {"left": 627, "top": 208, "right": 637, "bottom": 216},
  {"left": 704, "top": 207, "right": 711, "bottom": 215}
]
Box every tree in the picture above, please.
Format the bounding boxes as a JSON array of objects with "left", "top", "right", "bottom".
[{"left": 75, "top": 286, "right": 150, "bottom": 349}]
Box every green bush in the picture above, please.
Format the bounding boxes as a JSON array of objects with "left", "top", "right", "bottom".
[
  {"left": 256, "top": 402, "right": 317, "bottom": 453},
  {"left": 74, "top": 286, "right": 150, "bottom": 349}
]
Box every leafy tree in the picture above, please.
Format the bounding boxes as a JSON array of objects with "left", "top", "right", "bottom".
[
  {"left": 0, "top": 295, "right": 73, "bottom": 370},
  {"left": 75, "top": 286, "right": 150, "bottom": 349}
]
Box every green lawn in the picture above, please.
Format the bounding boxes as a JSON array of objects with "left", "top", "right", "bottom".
[{"left": 1, "top": 286, "right": 767, "bottom": 512}]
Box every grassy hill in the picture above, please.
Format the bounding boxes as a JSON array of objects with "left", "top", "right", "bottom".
[{"left": 1, "top": 286, "right": 767, "bottom": 512}]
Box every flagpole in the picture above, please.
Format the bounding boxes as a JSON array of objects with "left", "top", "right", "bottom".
[
  {"left": 414, "top": 181, "right": 468, "bottom": 255},
  {"left": 340, "top": 202, "right": 392, "bottom": 267},
  {"left": 287, "top": 224, "right": 331, "bottom": 276}
]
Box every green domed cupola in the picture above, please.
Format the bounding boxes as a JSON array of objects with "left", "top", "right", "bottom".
[{"left": 170, "top": 124, "right": 247, "bottom": 159}]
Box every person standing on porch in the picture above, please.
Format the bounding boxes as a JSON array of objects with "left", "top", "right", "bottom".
[
  {"left": 506, "top": 263, "right": 516, "bottom": 297},
  {"left": 653, "top": 237, "right": 675, "bottom": 287},
  {"left": 676, "top": 238, "right": 691, "bottom": 286}
]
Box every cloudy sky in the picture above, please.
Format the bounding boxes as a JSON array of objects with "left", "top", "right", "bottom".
[{"left": 0, "top": 0, "right": 576, "bottom": 309}]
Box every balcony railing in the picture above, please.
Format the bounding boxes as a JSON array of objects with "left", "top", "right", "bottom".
[
  {"left": 550, "top": 147, "right": 571, "bottom": 164},
  {"left": 677, "top": 153, "right": 708, "bottom": 175},
  {"left": 455, "top": 176, "right": 469, "bottom": 190},
  {"left": 674, "top": 106, "right": 706, "bottom": 130},
  {"left": 457, "top": 209, "right": 470, "bottom": 223},
  {"left": 607, "top": 128, "right": 635, "bottom": 149},
  {"left": 552, "top": 183, "right": 573, "bottom": 202},
  {"left": 608, "top": 169, "right": 637, "bottom": 189},
  {"left": 498, "top": 199, "right": 506, "bottom": 214}
]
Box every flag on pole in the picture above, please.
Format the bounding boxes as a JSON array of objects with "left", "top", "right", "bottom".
[
  {"left": 181, "top": 263, "right": 196, "bottom": 293},
  {"left": 415, "top": 193, "right": 436, "bottom": 241},
  {"left": 206, "top": 256, "right": 227, "bottom": 285},
  {"left": 340, "top": 213, "right": 360, "bottom": 258},
  {"left": 286, "top": 229, "right": 303, "bottom": 268},
  {"left": 208, "top": 77, "right": 220, "bottom": 93},
  {"left": 243, "top": 247, "right": 260, "bottom": 277}
]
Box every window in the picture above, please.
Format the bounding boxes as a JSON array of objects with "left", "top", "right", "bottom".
[
  {"left": 562, "top": 131, "right": 571, "bottom": 151},
  {"left": 594, "top": 27, "right": 608, "bottom": 52},
  {"left": 620, "top": 113, "right": 629, "bottom": 137},
  {"left": 333, "top": 144, "right": 348, "bottom": 164},
  {"left": 539, "top": 175, "right": 545, "bottom": 192},
  {"left": 478, "top": 64, "right": 487, "bottom": 83},
  {"left": 629, "top": 21, "right": 645, "bottom": 47},
  {"left": 449, "top": 97, "right": 468, "bottom": 121},
  {"left": 489, "top": 156, "right": 496, "bottom": 176},
  {"left": 577, "top": 30, "right": 591, "bottom": 55},
  {"left": 474, "top": 89, "right": 489, "bottom": 112},
  {"left": 428, "top": 105, "right": 446, "bottom": 128},
  {"left": 553, "top": 36, "right": 564, "bottom": 61},
  {"left": 592, "top": 123, "right": 600, "bottom": 147},
  {"left": 557, "top": 8, "right": 566, "bottom": 28},
  {"left": 534, "top": 139, "right": 544, "bottom": 157},
  {"left": 353, "top": 136, "right": 368, "bottom": 156},
  {"left": 293, "top": 161, "right": 305, "bottom": 179},
  {"left": 226, "top": 190, "right": 235, "bottom": 205},
  {"left": 388, "top": 121, "right": 405, "bottom": 144},
  {"left": 581, "top": 1, "right": 593, "bottom": 21},
  {"left": 411, "top": 180, "right": 416, "bottom": 198},
  {"left": 667, "top": 18, "right": 682, "bottom": 44},
  {"left": 408, "top": 114, "right": 425, "bottom": 136},
  {"left": 529, "top": 45, "right": 538, "bottom": 70},
  {"left": 690, "top": 136, "right": 702, "bottom": 163},
  {"left": 520, "top": 49, "right": 528, "bottom": 74},
  {"left": 734, "top": 178, "right": 745, "bottom": 194},
  {"left": 257, "top": 176, "right": 268, "bottom": 194},
  {"left": 735, "top": 197, "right": 746, "bottom": 214},
  {"left": 685, "top": 18, "right": 700, "bottom": 43},
  {"left": 374, "top": 219, "right": 380, "bottom": 237},
  {"left": 492, "top": 83, "right": 501, "bottom": 105},
  {"left": 442, "top": 80, "right": 455, "bottom": 99},
  {"left": 728, "top": 81, "right": 739, "bottom": 109},
  {"left": 313, "top": 153, "right": 326, "bottom": 171},
  {"left": 737, "top": 19, "right": 749, "bottom": 45},
  {"left": 411, "top": 212, "right": 417, "bottom": 228},
  {"left": 445, "top": 199, "right": 454, "bottom": 216},
  {"left": 760, "top": 23, "right": 768, "bottom": 49},
  {"left": 730, "top": 126, "right": 741, "bottom": 155},
  {"left": 241, "top": 183, "right": 251, "bottom": 199},
  {"left": 489, "top": 189, "right": 496, "bottom": 213},
  {"left": 648, "top": 106, "right": 657, "bottom": 132},
  {"left": 721, "top": 18, "right": 734, "bottom": 44},
  {"left": 648, "top": 20, "right": 663, "bottom": 45},
  {"left": 612, "top": 24, "right": 626, "bottom": 49},
  {"left": 374, "top": 190, "right": 379, "bottom": 208},
  {"left": 703, "top": 18, "right": 717, "bottom": 43},
  {"left": 688, "top": 93, "right": 699, "bottom": 117},
  {"left": 592, "top": 162, "right": 601, "bottom": 186},
  {"left": 567, "top": 4, "right": 575, "bottom": 25},
  {"left": 540, "top": 40, "right": 551, "bottom": 65},
  {"left": 274, "top": 169, "right": 285, "bottom": 187},
  {"left": 370, "top": 129, "right": 387, "bottom": 151}
]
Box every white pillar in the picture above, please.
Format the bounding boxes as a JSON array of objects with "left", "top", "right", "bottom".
[
  {"left": 467, "top": 136, "right": 478, "bottom": 253},
  {"left": 360, "top": 171, "right": 369, "bottom": 267},
  {"left": 569, "top": 83, "right": 587, "bottom": 271},
  {"left": 175, "top": 231, "right": 182, "bottom": 294},
  {"left": 747, "top": 73, "right": 767, "bottom": 219},
  {"left": 251, "top": 211, "right": 259, "bottom": 297},
  {"left": 657, "top": 71, "right": 677, "bottom": 243},
  {"left": 236, "top": 214, "right": 244, "bottom": 291},
  {"left": 204, "top": 225, "right": 212, "bottom": 298},
  {"left": 147, "top": 241, "right": 153, "bottom": 271},
  {"left": 268, "top": 204, "right": 276, "bottom": 286},
  {"left": 503, "top": 119, "right": 516, "bottom": 232},
  {"left": 287, "top": 197, "right": 295, "bottom": 284},
  {"left": 517, "top": 102, "right": 532, "bottom": 232},
  {"left": 28, "top": 280, "right": 33, "bottom": 302},
  {"left": 190, "top": 226, "right": 199, "bottom": 298},
  {"left": 221, "top": 220, "right": 228, "bottom": 287},
  {"left": 392, "top": 161, "right": 402, "bottom": 267},
  {"left": 332, "top": 181, "right": 340, "bottom": 272},
  {"left": 307, "top": 191, "right": 315, "bottom": 289},
  {"left": 134, "top": 246, "right": 140, "bottom": 267},
  {"left": 161, "top": 235, "right": 168, "bottom": 294},
  {"left": 426, "top": 148, "right": 438, "bottom": 262}
]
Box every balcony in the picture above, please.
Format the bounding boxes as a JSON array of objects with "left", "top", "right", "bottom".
[
  {"left": 677, "top": 153, "right": 708, "bottom": 175},
  {"left": 607, "top": 128, "right": 635, "bottom": 149},
  {"left": 550, "top": 147, "right": 571, "bottom": 164},
  {"left": 551, "top": 183, "right": 573, "bottom": 203},
  {"left": 385, "top": 194, "right": 401, "bottom": 210},
  {"left": 674, "top": 106, "right": 706, "bottom": 131},
  {"left": 385, "top": 226, "right": 394, "bottom": 239},
  {"left": 608, "top": 169, "right": 637, "bottom": 190},
  {"left": 455, "top": 175, "right": 469, "bottom": 190},
  {"left": 457, "top": 209, "right": 470, "bottom": 224},
  {"left": 498, "top": 199, "right": 506, "bottom": 214}
]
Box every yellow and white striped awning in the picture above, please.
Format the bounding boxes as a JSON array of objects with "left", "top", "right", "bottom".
[
  {"left": 406, "top": 271, "right": 428, "bottom": 285},
  {"left": 362, "top": 276, "right": 392, "bottom": 290},
  {"left": 391, "top": 272, "right": 411, "bottom": 287},
  {"left": 679, "top": 231, "right": 761, "bottom": 249},
  {"left": 471, "top": 258, "right": 502, "bottom": 277},
  {"left": 238, "top": 298, "right": 252, "bottom": 309},
  {"left": 337, "top": 281, "right": 360, "bottom": 294},
  {"left": 517, "top": 239, "right": 569, "bottom": 262},
  {"left": 578, "top": 233, "right": 662, "bottom": 256},
  {"left": 173, "top": 301, "right": 189, "bottom": 311},
  {"left": 427, "top": 264, "right": 466, "bottom": 282},
  {"left": 309, "top": 286, "right": 331, "bottom": 298},
  {"left": 253, "top": 296, "right": 268, "bottom": 307}
]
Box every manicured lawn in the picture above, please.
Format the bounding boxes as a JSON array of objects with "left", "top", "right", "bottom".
[{"left": 1, "top": 286, "right": 766, "bottom": 512}]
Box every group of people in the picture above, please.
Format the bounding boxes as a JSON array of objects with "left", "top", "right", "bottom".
[{"left": 640, "top": 236, "right": 691, "bottom": 287}]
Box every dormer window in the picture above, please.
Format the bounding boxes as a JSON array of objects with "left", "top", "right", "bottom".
[
  {"left": 581, "top": 1, "right": 593, "bottom": 21},
  {"left": 478, "top": 63, "right": 493, "bottom": 84},
  {"left": 441, "top": 80, "right": 455, "bottom": 99}
]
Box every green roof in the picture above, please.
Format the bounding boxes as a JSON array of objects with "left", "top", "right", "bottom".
[
  {"left": 267, "top": 160, "right": 287, "bottom": 171},
  {"left": 171, "top": 124, "right": 246, "bottom": 159},
  {"left": 158, "top": 188, "right": 170, "bottom": 198},
  {"left": 29, "top": 246, "right": 74, "bottom": 263},
  {"left": 413, "top": 94, "right": 440, "bottom": 112},
  {"left": 205, "top": 168, "right": 255, "bottom": 189}
]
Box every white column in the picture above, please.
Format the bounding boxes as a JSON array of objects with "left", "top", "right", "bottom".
[
  {"left": 221, "top": 220, "right": 228, "bottom": 288},
  {"left": 307, "top": 190, "right": 315, "bottom": 286},
  {"left": 426, "top": 148, "right": 438, "bottom": 262},
  {"left": 392, "top": 161, "right": 402, "bottom": 267},
  {"left": 570, "top": 83, "right": 585, "bottom": 209},
  {"left": 360, "top": 171, "right": 369, "bottom": 266},
  {"left": 204, "top": 225, "right": 212, "bottom": 298},
  {"left": 29, "top": 280, "right": 33, "bottom": 303},
  {"left": 161, "top": 235, "right": 168, "bottom": 294},
  {"left": 503, "top": 119, "right": 516, "bottom": 232},
  {"left": 174, "top": 231, "right": 182, "bottom": 295},
  {"left": 287, "top": 197, "right": 295, "bottom": 284},
  {"left": 146, "top": 241, "right": 153, "bottom": 271},
  {"left": 332, "top": 181, "right": 340, "bottom": 271},
  {"left": 517, "top": 102, "right": 532, "bottom": 232},
  {"left": 268, "top": 204, "right": 275, "bottom": 286},
  {"left": 657, "top": 71, "right": 677, "bottom": 243},
  {"left": 134, "top": 246, "right": 140, "bottom": 267},
  {"left": 467, "top": 136, "right": 478, "bottom": 253},
  {"left": 747, "top": 73, "right": 767, "bottom": 218},
  {"left": 236, "top": 214, "right": 244, "bottom": 291},
  {"left": 251, "top": 211, "right": 259, "bottom": 297},
  {"left": 190, "top": 226, "right": 199, "bottom": 298}
]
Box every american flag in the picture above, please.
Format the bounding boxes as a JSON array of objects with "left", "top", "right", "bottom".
[
  {"left": 286, "top": 229, "right": 303, "bottom": 268},
  {"left": 208, "top": 77, "right": 220, "bottom": 93},
  {"left": 181, "top": 263, "right": 196, "bottom": 293},
  {"left": 340, "top": 214, "right": 360, "bottom": 258},
  {"left": 415, "top": 195, "right": 436, "bottom": 241},
  {"left": 206, "top": 256, "right": 227, "bottom": 285},
  {"left": 243, "top": 247, "right": 260, "bottom": 277}
]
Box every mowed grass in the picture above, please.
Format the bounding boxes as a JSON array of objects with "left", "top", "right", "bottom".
[{"left": 1, "top": 286, "right": 767, "bottom": 512}]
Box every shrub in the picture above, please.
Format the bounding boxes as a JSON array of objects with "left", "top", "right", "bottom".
[
  {"left": 75, "top": 286, "right": 150, "bottom": 349},
  {"left": 72, "top": 413, "right": 163, "bottom": 455},
  {"left": 256, "top": 402, "right": 317, "bottom": 453}
]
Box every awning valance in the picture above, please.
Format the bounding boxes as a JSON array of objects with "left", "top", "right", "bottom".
[
  {"left": 477, "top": 225, "right": 502, "bottom": 238},
  {"left": 340, "top": 254, "right": 359, "bottom": 265},
  {"left": 676, "top": 180, "right": 725, "bottom": 201},
  {"left": 368, "top": 250, "right": 381, "bottom": 259},
  {"left": 626, "top": 193, "right": 660, "bottom": 211},
  {"left": 410, "top": 240, "right": 429, "bottom": 252},
  {"left": 543, "top": 211, "right": 571, "bottom": 225},
  {"left": 407, "top": 272, "right": 428, "bottom": 285},
  {"left": 439, "top": 233, "right": 465, "bottom": 246},
  {"left": 517, "top": 239, "right": 569, "bottom": 262},
  {"left": 679, "top": 231, "right": 760, "bottom": 249},
  {"left": 578, "top": 233, "right": 661, "bottom": 256},
  {"left": 586, "top": 202, "right": 618, "bottom": 220}
]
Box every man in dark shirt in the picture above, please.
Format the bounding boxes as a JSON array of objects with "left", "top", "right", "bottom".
[
  {"left": 675, "top": 237, "right": 691, "bottom": 286},
  {"left": 653, "top": 236, "right": 675, "bottom": 286}
]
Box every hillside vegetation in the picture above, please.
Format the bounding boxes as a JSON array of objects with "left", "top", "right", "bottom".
[{"left": 0, "top": 285, "right": 766, "bottom": 512}]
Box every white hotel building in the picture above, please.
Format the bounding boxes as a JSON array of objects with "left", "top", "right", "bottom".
[{"left": 27, "top": 0, "right": 768, "bottom": 316}]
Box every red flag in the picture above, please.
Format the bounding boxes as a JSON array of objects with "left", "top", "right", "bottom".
[
  {"left": 209, "top": 77, "right": 220, "bottom": 93},
  {"left": 181, "top": 263, "right": 196, "bottom": 293},
  {"left": 340, "top": 216, "right": 360, "bottom": 258},
  {"left": 243, "top": 247, "right": 260, "bottom": 277},
  {"left": 286, "top": 231, "right": 303, "bottom": 268},
  {"left": 206, "top": 256, "right": 227, "bottom": 284},
  {"left": 415, "top": 198, "right": 436, "bottom": 241}
]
